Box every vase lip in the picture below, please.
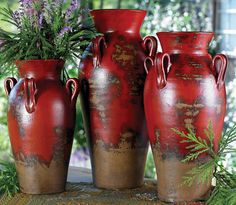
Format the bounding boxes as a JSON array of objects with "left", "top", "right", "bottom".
[
  {"left": 157, "top": 31, "right": 214, "bottom": 54},
  {"left": 16, "top": 59, "right": 65, "bottom": 79},
  {"left": 90, "top": 9, "right": 146, "bottom": 35},
  {"left": 15, "top": 59, "right": 65, "bottom": 64},
  {"left": 157, "top": 31, "right": 214, "bottom": 36},
  {"left": 91, "top": 9, "right": 146, "bottom": 14},
  {"left": 157, "top": 31, "right": 214, "bottom": 34}
]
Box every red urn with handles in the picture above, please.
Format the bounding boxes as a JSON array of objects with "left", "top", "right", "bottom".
[
  {"left": 79, "top": 9, "right": 157, "bottom": 189},
  {"left": 144, "top": 32, "right": 227, "bottom": 202},
  {"left": 4, "top": 60, "right": 79, "bottom": 194}
]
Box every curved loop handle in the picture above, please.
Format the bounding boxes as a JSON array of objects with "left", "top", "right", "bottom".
[
  {"left": 143, "top": 36, "right": 158, "bottom": 57},
  {"left": 144, "top": 56, "right": 154, "bottom": 74},
  {"left": 92, "top": 36, "right": 107, "bottom": 68},
  {"left": 4, "top": 77, "right": 17, "bottom": 96},
  {"left": 154, "top": 53, "right": 172, "bottom": 89},
  {"left": 24, "top": 78, "right": 37, "bottom": 113},
  {"left": 212, "top": 54, "right": 227, "bottom": 89},
  {"left": 66, "top": 78, "right": 80, "bottom": 108}
]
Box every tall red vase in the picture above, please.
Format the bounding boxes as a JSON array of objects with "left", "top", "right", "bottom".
[
  {"left": 4, "top": 60, "right": 79, "bottom": 194},
  {"left": 144, "top": 32, "right": 227, "bottom": 202},
  {"left": 79, "top": 9, "right": 157, "bottom": 189}
]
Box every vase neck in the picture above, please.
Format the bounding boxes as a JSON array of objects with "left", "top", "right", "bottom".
[
  {"left": 16, "top": 60, "right": 64, "bottom": 80},
  {"left": 157, "top": 32, "right": 214, "bottom": 55},
  {"left": 91, "top": 9, "right": 146, "bottom": 35}
]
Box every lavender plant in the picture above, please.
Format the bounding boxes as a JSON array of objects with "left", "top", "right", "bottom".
[{"left": 0, "top": 0, "right": 97, "bottom": 76}]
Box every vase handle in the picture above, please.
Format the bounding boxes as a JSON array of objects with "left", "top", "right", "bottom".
[
  {"left": 4, "top": 77, "right": 17, "bottom": 96},
  {"left": 143, "top": 36, "right": 158, "bottom": 57},
  {"left": 154, "top": 53, "right": 171, "bottom": 89},
  {"left": 66, "top": 78, "right": 79, "bottom": 107},
  {"left": 212, "top": 54, "right": 227, "bottom": 89},
  {"left": 92, "top": 36, "right": 107, "bottom": 68},
  {"left": 144, "top": 56, "right": 154, "bottom": 74},
  {"left": 24, "top": 78, "right": 37, "bottom": 113}
]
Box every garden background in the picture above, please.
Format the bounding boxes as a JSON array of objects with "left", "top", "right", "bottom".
[{"left": 0, "top": 0, "right": 235, "bottom": 178}]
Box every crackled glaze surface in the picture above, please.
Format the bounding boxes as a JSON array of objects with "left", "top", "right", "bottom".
[
  {"left": 144, "top": 32, "right": 227, "bottom": 202},
  {"left": 79, "top": 10, "right": 155, "bottom": 189},
  {"left": 5, "top": 60, "right": 79, "bottom": 194}
]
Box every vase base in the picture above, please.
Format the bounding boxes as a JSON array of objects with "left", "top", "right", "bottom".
[
  {"left": 153, "top": 150, "right": 212, "bottom": 202},
  {"left": 92, "top": 142, "right": 148, "bottom": 189},
  {"left": 15, "top": 158, "right": 68, "bottom": 195}
]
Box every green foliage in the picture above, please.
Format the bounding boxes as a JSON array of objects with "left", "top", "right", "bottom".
[
  {"left": 139, "top": 0, "right": 212, "bottom": 36},
  {"left": 66, "top": 66, "right": 87, "bottom": 148},
  {"left": 73, "top": 101, "right": 87, "bottom": 148},
  {"left": 172, "top": 123, "right": 215, "bottom": 163},
  {"left": 144, "top": 149, "right": 156, "bottom": 179},
  {"left": 0, "top": 82, "right": 11, "bottom": 159},
  {"left": 0, "top": 160, "right": 19, "bottom": 197},
  {"left": 0, "top": 0, "right": 97, "bottom": 77},
  {"left": 181, "top": 160, "right": 215, "bottom": 187},
  {"left": 173, "top": 123, "right": 236, "bottom": 205}
]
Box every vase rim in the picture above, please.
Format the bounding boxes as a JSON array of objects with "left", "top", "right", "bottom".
[
  {"left": 15, "top": 59, "right": 65, "bottom": 64},
  {"left": 90, "top": 9, "right": 146, "bottom": 35},
  {"left": 16, "top": 59, "right": 65, "bottom": 79},
  {"left": 91, "top": 9, "right": 146, "bottom": 13},
  {"left": 157, "top": 31, "right": 214, "bottom": 35},
  {"left": 157, "top": 31, "right": 214, "bottom": 54}
]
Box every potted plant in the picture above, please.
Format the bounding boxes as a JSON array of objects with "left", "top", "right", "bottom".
[{"left": 0, "top": 0, "right": 96, "bottom": 194}]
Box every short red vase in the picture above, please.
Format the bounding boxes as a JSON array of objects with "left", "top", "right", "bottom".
[
  {"left": 144, "top": 32, "right": 227, "bottom": 202},
  {"left": 4, "top": 60, "right": 79, "bottom": 194},
  {"left": 79, "top": 9, "right": 157, "bottom": 189}
]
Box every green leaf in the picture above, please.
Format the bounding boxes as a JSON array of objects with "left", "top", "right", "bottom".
[
  {"left": 174, "top": 122, "right": 236, "bottom": 204},
  {"left": 0, "top": 160, "right": 19, "bottom": 197},
  {"left": 0, "top": 3, "right": 98, "bottom": 77},
  {"left": 69, "top": 30, "right": 96, "bottom": 41}
]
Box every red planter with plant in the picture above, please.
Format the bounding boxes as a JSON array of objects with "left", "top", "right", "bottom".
[
  {"left": 144, "top": 32, "right": 227, "bottom": 202},
  {"left": 4, "top": 60, "right": 79, "bottom": 194},
  {"left": 80, "top": 9, "right": 157, "bottom": 189},
  {"left": 0, "top": 0, "right": 96, "bottom": 194}
]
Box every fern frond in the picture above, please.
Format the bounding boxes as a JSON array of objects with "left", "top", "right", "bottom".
[
  {"left": 174, "top": 122, "right": 236, "bottom": 205},
  {"left": 181, "top": 159, "right": 215, "bottom": 187}
]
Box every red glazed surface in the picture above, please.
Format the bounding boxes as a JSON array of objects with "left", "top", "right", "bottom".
[
  {"left": 145, "top": 32, "right": 226, "bottom": 156},
  {"left": 80, "top": 9, "right": 151, "bottom": 147},
  {"left": 144, "top": 32, "right": 227, "bottom": 202},
  {"left": 5, "top": 60, "right": 78, "bottom": 166},
  {"left": 79, "top": 9, "right": 156, "bottom": 189}
]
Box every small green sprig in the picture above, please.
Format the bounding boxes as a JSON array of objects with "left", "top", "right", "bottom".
[
  {"left": 173, "top": 123, "right": 236, "bottom": 205},
  {"left": 172, "top": 122, "right": 216, "bottom": 162},
  {"left": 180, "top": 160, "right": 215, "bottom": 187},
  {"left": 0, "top": 161, "right": 19, "bottom": 197}
]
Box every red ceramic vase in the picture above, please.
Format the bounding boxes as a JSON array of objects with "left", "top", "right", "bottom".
[
  {"left": 4, "top": 60, "right": 79, "bottom": 194},
  {"left": 79, "top": 9, "right": 157, "bottom": 189},
  {"left": 144, "top": 32, "right": 227, "bottom": 202}
]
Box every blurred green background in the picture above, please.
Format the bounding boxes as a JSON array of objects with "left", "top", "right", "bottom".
[{"left": 0, "top": 0, "right": 235, "bottom": 178}]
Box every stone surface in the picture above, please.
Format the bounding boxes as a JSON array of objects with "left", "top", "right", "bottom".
[{"left": 0, "top": 167, "right": 205, "bottom": 205}]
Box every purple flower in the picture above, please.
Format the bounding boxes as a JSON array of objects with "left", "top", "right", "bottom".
[
  {"left": 0, "top": 40, "right": 4, "bottom": 47},
  {"left": 69, "top": 147, "right": 90, "bottom": 167},
  {"left": 19, "top": 0, "right": 33, "bottom": 9},
  {"left": 12, "top": 11, "right": 22, "bottom": 26},
  {"left": 59, "top": 26, "right": 72, "bottom": 37},
  {"left": 38, "top": 13, "right": 43, "bottom": 28},
  {"left": 19, "top": 0, "right": 44, "bottom": 15},
  {"left": 65, "top": 0, "right": 78, "bottom": 20},
  {"left": 52, "top": 0, "right": 63, "bottom": 9},
  {"left": 19, "top": 0, "right": 35, "bottom": 20}
]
